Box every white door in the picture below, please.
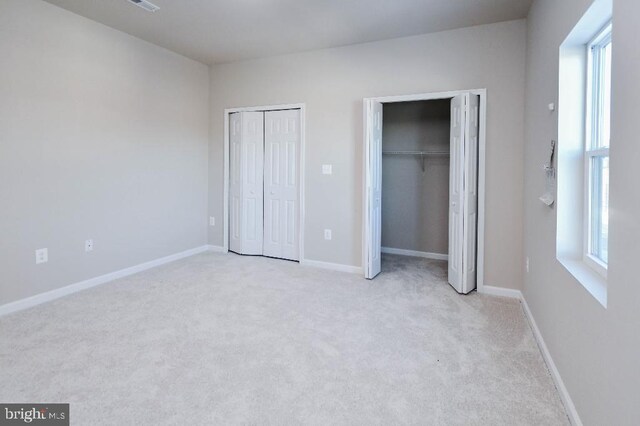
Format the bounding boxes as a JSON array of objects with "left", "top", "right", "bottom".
[
  {"left": 448, "top": 94, "right": 479, "bottom": 293},
  {"left": 263, "top": 109, "right": 300, "bottom": 261},
  {"left": 229, "top": 112, "right": 243, "bottom": 254},
  {"left": 229, "top": 111, "right": 264, "bottom": 255},
  {"left": 365, "top": 101, "right": 383, "bottom": 279},
  {"left": 462, "top": 94, "right": 480, "bottom": 293}
]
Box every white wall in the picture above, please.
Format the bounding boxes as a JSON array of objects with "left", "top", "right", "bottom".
[
  {"left": 209, "top": 20, "right": 527, "bottom": 289},
  {"left": 524, "top": 0, "right": 640, "bottom": 423},
  {"left": 0, "top": 0, "right": 210, "bottom": 305},
  {"left": 381, "top": 100, "right": 450, "bottom": 255}
]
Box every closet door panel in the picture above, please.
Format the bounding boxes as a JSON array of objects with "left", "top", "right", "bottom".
[
  {"left": 461, "top": 95, "right": 480, "bottom": 293},
  {"left": 281, "top": 136, "right": 298, "bottom": 260},
  {"left": 240, "top": 111, "right": 264, "bottom": 255},
  {"left": 229, "top": 111, "right": 264, "bottom": 255},
  {"left": 365, "top": 101, "right": 383, "bottom": 279},
  {"left": 448, "top": 94, "right": 479, "bottom": 294},
  {"left": 264, "top": 109, "right": 300, "bottom": 260},
  {"left": 448, "top": 95, "right": 466, "bottom": 292},
  {"left": 229, "top": 112, "right": 243, "bottom": 254}
]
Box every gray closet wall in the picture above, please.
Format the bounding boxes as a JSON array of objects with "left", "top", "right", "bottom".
[{"left": 381, "top": 100, "right": 450, "bottom": 255}]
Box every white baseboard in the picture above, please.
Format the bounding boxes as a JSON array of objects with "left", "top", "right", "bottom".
[
  {"left": 381, "top": 247, "right": 448, "bottom": 261},
  {"left": 0, "top": 245, "right": 210, "bottom": 317},
  {"left": 207, "top": 245, "right": 226, "bottom": 253},
  {"left": 300, "top": 259, "right": 363, "bottom": 274},
  {"left": 478, "top": 285, "right": 523, "bottom": 299},
  {"left": 520, "top": 296, "right": 582, "bottom": 426}
]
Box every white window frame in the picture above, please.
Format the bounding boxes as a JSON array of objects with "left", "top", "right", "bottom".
[{"left": 584, "top": 22, "right": 611, "bottom": 278}]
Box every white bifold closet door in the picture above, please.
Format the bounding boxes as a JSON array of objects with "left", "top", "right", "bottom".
[
  {"left": 229, "top": 109, "right": 300, "bottom": 261},
  {"left": 229, "top": 111, "right": 264, "bottom": 255},
  {"left": 448, "top": 94, "right": 480, "bottom": 294},
  {"left": 364, "top": 100, "right": 383, "bottom": 279},
  {"left": 263, "top": 109, "right": 300, "bottom": 261}
]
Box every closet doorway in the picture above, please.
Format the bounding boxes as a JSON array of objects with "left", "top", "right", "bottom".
[
  {"left": 223, "top": 104, "right": 306, "bottom": 262},
  {"left": 362, "top": 90, "right": 486, "bottom": 294}
]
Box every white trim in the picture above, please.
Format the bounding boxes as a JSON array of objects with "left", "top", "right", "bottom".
[
  {"left": 207, "top": 245, "right": 226, "bottom": 253},
  {"left": 367, "top": 89, "right": 481, "bottom": 104},
  {"left": 583, "top": 252, "right": 607, "bottom": 279},
  {"left": 557, "top": 257, "right": 607, "bottom": 307},
  {"left": 223, "top": 109, "right": 230, "bottom": 253},
  {"left": 299, "top": 259, "right": 363, "bottom": 274},
  {"left": 0, "top": 245, "right": 210, "bottom": 317},
  {"left": 362, "top": 99, "right": 370, "bottom": 278},
  {"left": 381, "top": 247, "right": 448, "bottom": 261},
  {"left": 478, "top": 285, "right": 522, "bottom": 299},
  {"left": 362, "top": 89, "right": 487, "bottom": 292},
  {"left": 222, "top": 103, "right": 306, "bottom": 261},
  {"left": 586, "top": 147, "right": 609, "bottom": 157},
  {"left": 583, "top": 21, "right": 611, "bottom": 278},
  {"left": 521, "top": 296, "right": 583, "bottom": 426},
  {"left": 477, "top": 92, "right": 487, "bottom": 295}
]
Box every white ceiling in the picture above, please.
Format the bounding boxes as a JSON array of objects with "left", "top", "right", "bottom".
[{"left": 42, "top": 0, "right": 532, "bottom": 65}]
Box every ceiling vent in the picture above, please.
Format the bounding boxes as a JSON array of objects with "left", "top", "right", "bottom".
[{"left": 127, "top": 0, "right": 160, "bottom": 13}]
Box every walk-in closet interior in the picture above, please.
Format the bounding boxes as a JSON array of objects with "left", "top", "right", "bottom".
[
  {"left": 365, "top": 93, "right": 480, "bottom": 294},
  {"left": 381, "top": 100, "right": 451, "bottom": 263}
]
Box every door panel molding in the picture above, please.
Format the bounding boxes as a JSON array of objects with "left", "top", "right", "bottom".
[{"left": 229, "top": 111, "right": 264, "bottom": 256}]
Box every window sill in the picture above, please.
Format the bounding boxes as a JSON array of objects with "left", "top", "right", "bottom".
[
  {"left": 584, "top": 253, "right": 607, "bottom": 278},
  {"left": 558, "top": 257, "right": 607, "bottom": 308}
]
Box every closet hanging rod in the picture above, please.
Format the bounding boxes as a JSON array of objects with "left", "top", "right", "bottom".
[
  {"left": 382, "top": 150, "right": 449, "bottom": 172},
  {"left": 382, "top": 150, "right": 449, "bottom": 156}
]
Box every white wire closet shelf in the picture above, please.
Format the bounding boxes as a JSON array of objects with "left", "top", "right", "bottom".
[
  {"left": 382, "top": 150, "right": 449, "bottom": 172},
  {"left": 382, "top": 150, "right": 449, "bottom": 155}
]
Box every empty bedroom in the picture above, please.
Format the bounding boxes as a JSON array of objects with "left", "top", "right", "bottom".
[{"left": 1, "top": 0, "right": 638, "bottom": 424}]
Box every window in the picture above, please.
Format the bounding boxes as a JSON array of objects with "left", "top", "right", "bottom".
[
  {"left": 557, "top": 4, "right": 610, "bottom": 307},
  {"left": 585, "top": 22, "right": 612, "bottom": 273}
]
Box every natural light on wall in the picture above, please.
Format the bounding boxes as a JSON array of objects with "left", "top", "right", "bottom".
[{"left": 557, "top": 0, "right": 611, "bottom": 308}]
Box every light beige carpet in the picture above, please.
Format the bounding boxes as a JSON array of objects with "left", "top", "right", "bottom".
[{"left": 0, "top": 252, "right": 568, "bottom": 425}]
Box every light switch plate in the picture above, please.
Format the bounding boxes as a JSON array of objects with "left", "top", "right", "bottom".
[
  {"left": 324, "top": 229, "right": 332, "bottom": 240},
  {"left": 85, "top": 239, "right": 94, "bottom": 252},
  {"left": 209, "top": 216, "right": 215, "bottom": 226},
  {"left": 35, "top": 248, "right": 48, "bottom": 264},
  {"left": 322, "top": 164, "right": 332, "bottom": 175}
]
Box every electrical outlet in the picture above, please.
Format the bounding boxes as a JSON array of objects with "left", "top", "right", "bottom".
[
  {"left": 324, "top": 229, "right": 332, "bottom": 240},
  {"left": 35, "top": 248, "right": 48, "bottom": 264},
  {"left": 526, "top": 257, "right": 530, "bottom": 273},
  {"left": 85, "top": 239, "right": 94, "bottom": 252},
  {"left": 209, "top": 216, "right": 215, "bottom": 227},
  {"left": 322, "top": 164, "right": 333, "bottom": 175}
]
